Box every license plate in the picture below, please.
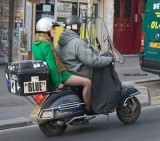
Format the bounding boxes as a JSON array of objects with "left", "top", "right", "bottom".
[
  {"left": 31, "top": 105, "right": 41, "bottom": 117},
  {"left": 23, "top": 81, "right": 46, "bottom": 94},
  {"left": 150, "top": 42, "right": 160, "bottom": 48}
]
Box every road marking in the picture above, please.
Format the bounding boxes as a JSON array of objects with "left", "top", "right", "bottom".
[{"left": 152, "top": 96, "right": 160, "bottom": 100}]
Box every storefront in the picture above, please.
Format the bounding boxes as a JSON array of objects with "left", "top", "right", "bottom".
[
  {"left": 1, "top": 0, "right": 147, "bottom": 63},
  {"left": 1, "top": 0, "right": 101, "bottom": 63},
  {"left": 35, "top": 0, "right": 99, "bottom": 21},
  {"left": 12, "top": 0, "right": 33, "bottom": 62},
  {"left": 35, "top": 0, "right": 99, "bottom": 46},
  {"left": 0, "top": 0, "right": 33, "bottom": 63}
]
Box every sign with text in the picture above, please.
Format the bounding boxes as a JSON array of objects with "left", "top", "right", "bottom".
[{"left": 57, "top": 2, "right": 72, "bottom": 18}]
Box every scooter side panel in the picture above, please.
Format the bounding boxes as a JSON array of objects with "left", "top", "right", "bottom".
[{"left": 41, "top": 90, "right": 85, "bottom": 120}]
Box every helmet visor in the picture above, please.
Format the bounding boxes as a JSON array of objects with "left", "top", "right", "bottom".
[{"left": 52, "top": 22, "right": 60, "bottom": 27}]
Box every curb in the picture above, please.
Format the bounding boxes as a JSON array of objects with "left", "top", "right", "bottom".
[{"left": 0, "top": 117, "right": 33, "bottom": 130}]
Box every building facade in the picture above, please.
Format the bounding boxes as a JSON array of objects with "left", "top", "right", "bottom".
[
  {"left": 0, "top": 0, "right": 147, "bottom": 63},
  {"left": 0, "top": 0, "right": 9, "bottom": 62}
]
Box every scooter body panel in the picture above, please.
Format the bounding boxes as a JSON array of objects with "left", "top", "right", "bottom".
[{"left": 32, "top": 89, "right": 85, "bottom": 124}]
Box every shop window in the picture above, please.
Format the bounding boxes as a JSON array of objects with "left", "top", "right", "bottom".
[
  {"left": 36, "top": 2, "right": 54, "bottom": 23},
  {"left": 114, "top": 0, "right": 120, "bottom": 18},
  {"left": 79, "top": 3, "right": 98, "bottom": 19},
  {"left": 124, "top": 0, "right": 132, "bottom": 18},
  {"left": 57, "top": 1, "right": 78, "bottom": 23}
]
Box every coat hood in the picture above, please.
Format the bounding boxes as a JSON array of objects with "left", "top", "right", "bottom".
[{"left": 58, "top": 29, "right": 79, "bottom": 47}]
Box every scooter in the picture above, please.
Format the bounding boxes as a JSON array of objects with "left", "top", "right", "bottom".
[
  {"left": 5, "top": 60, "right": 141, "bottom": 137},
  {"left": 5, "top": 17, "right": 141, "bottom": 137}
]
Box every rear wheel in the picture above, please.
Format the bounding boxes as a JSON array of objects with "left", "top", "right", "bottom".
[
  {"left": 116, "top": 97, "right": 141, "bottom": 124},
  {"left": 39, "top": 120, "right": 67, "bottom": 137}
]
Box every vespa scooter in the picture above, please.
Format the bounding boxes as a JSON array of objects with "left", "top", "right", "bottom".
[{"left": 5, "top": 17, "right": 141, "bottom": 137}]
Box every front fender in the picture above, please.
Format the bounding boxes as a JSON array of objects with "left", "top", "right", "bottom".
[{"left": 118, "top": 86, "right": 141, "bottom": 107}]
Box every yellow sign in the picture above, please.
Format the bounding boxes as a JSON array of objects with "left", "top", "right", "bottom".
[
  {"left": 150, "top": 42, "right": 160, "bottom": 48},
  {"left": 151, "top": 21, "right": 160, "bottom": 29},
  {"left": 155, "top": 12, "right": 160, "bottom": 18}
]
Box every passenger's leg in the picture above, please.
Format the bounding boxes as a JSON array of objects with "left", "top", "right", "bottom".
[{"left": 64, "top": 75, "right": 91, "bottom": 111}]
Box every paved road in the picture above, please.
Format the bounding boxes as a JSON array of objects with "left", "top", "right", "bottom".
[{"left": 0, "top": 105, "right": 160, "bottom": 141}]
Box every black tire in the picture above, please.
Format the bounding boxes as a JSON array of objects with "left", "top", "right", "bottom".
[
  {"left": 39, "top": 120, "right": 67, "bottom": 137},
  {"left": 116, "top": 97, "right": 141, "bottom": 124}
]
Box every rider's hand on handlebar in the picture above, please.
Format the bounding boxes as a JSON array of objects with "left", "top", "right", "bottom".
[{"left": 101, "top": 51, "right": 119, "bottom": 62}]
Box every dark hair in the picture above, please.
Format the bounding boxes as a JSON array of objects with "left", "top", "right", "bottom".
[{"left": 36, "top": 31, "right": 51, "bottom": 37}]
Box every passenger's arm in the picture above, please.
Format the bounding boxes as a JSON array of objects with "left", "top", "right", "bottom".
[{"left": 76, "top": 40, "right": 113, "bottom": 67}]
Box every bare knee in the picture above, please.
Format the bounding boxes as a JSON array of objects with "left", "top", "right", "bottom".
[
  {"left": 83, "top": 78, "right": 91, "bottom": 87},
  {"left": 64, "top": 75, "right": 91, "bottom": 87}
]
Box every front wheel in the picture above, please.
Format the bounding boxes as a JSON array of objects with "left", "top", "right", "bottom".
[
  {"left": 116, "top": 97, "right": 141, "bottom": 124},
  {"left": 39, "top": 120, "right": 67, "bottom": 137}
]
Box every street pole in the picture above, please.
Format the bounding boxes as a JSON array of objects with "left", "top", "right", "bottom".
[
  {"left": 88, "top": 0, "right": 93, "bottom": 18},
  {"left": 87, "top": 0, "right": 93, "bottom": 44}
]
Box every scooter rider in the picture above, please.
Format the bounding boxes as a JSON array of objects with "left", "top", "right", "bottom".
[
  {"left": 56, "top": 15, "right": 117, "bottom": 79},
  {"left": 32, "top": 17, "right": 91, "bottom": 111}
]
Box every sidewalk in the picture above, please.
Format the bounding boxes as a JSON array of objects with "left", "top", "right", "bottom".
[{"left": 0, "top": 55, "right": 159, "bottom": 130}]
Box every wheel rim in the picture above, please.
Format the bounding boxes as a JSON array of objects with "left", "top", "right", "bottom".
[{"left": 118, "top": 98, "right": 137, "bottom": 117}]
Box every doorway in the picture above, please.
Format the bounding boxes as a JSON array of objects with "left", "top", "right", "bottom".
[{"left": 113, "top": 0, "right": 140, "bottom": 54}]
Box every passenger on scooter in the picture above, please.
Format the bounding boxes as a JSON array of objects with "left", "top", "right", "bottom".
[
  {"left": 32, "top": 17, "right": 91, "bottom": 111},
  {"left": 56, "top": 15, "right": 117, "bottom": 79}
]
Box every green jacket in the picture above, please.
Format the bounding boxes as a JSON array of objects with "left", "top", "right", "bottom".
[{"left": 32, "top": 42, "right": 71, "bottom": 87}]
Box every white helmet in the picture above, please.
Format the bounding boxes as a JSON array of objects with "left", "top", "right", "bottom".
[{"left": 36, "top": 17, "right": 60, "bottom": 32}]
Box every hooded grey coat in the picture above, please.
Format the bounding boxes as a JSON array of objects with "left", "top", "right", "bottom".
[{"left": 56, "top": 29, "right": 113, "bottom": 79}]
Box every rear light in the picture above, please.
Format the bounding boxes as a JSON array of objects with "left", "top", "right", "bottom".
[
  {"left": 140, "top": 45, "right": 144, "bottom": 53},
  {"left": 140, "top": 32, "right": 145, "bottom": 53},
  {"left": 139, "top": 59, "right": 143, "bottom": 65},
  {"left": 35, "top": 94, "right": 46, "bottom": 105}
]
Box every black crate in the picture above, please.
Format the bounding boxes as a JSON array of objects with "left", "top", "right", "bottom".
[{"left": 5, "top": 60, "right": 50, "bottom": 96}]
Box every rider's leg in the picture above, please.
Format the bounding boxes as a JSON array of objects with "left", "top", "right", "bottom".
[{"left": 64, "top": 75, "right": 91, "bottom": 111}]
